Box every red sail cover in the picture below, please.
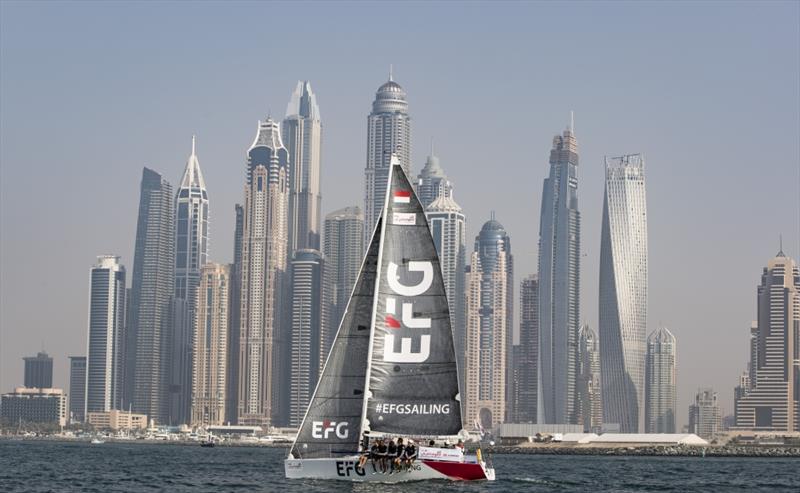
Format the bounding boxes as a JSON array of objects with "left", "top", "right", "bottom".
[{"left": 365, "top": 161, "right": 462, "bottom": 436}]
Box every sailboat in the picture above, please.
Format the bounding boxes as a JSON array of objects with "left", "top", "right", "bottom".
[{"left": 285, "top": 156, "right": 495, "bottom": 482}]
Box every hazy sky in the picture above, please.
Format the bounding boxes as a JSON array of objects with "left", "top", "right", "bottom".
[{"left": 1, "top": 1, "right": 798, "bottom": 429}]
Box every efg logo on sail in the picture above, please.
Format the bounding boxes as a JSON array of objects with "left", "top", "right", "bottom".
[
  {"left": 383, "top": 261, "right": 433, "bottom": 363},
  {"left": 311, "top": 420, "right": 349, "bottom": 439}
]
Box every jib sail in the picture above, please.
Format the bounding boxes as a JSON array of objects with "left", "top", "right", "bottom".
[{"left": 289, "top": 218, "right": 382, "bottom": 459}]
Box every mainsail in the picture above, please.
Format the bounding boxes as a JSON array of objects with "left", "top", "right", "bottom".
[
  {"left": 290, "top": 155, "right": 462, "bottom": 459},
  {"left": 364, "top": 157, "right": 462, "bottom": 436}
]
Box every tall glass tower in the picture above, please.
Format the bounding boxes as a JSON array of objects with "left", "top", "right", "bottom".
[
  {"left": 514, "top": 275, "right": 539, "bottom": 423},
  {"left": 599, "top": 153, "right": 648, "bottom": 433},
  {"left": 363, "top": 73, "right": 411, "bottom": 247},
  {"left": 426, "top": 193, "right": 466, "bottom": 395},
  {"left": 86, "top": 256, "right": 126, "bottom": 415},
  {"left": 128, "top": 167, "right": 174, "bottom": 424},
  {"left": 288, "top": 249, "right": 323, "bottom": 428},
  {"left": 417, "top": 152, "right": 452, "bottom": 209},
  {"left": 68, "top": 356, "right": 87, "bottom": 423},
  {"left": 645, "top": 326, "right": 676, "bottom": 433},
  {"left": 537, "top": 122, "right": 580, "bottom": 425},
  {"left": 238, "top": 118, "right": 290, "bottom": 427},
  {"left": 735, "top": 251, "right": 799, "bottom": 431},
  {"left": 283, "top": 81, "right": 322, "bottom": 252},
  {"left": 576, "top": 324, "right": 603, "bottom": 432},
  {"left": 320, "top": 206, "right": 363, "bottom": 372},
  {"left": 465, "top": 218, "right": 513, "bottom": 429},
  {"left": 191, "top": 263, "right": 230, "bottom": 427},
  {"left": 171, "top": 136, "right": 209, "bottom": 425}
]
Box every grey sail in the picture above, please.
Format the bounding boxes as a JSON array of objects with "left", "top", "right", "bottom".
[
  {"left": 289, "top": 218, "right": 382, "bottom": 459},
  {"left": 365, "top": 158, "right": 462, "bottom": 436}
]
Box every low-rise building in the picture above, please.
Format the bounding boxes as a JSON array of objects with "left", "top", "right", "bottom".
[
  {"left": 1, "top": 387, "right": 66, "bottom": 426},
  {"left": 87, "top": 409, "right": 147, "bottom": 430}
]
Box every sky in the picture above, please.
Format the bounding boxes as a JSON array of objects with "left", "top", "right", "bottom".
[{"left": 1, "top": 1, "right": 798, "bottom": 429}]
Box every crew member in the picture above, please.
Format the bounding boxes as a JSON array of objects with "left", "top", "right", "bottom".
[
  {"left": 403, "top": 439, "right": 417, "bottom": 468},
  {"left": 392, "top": 437, "right": 405, "bottom": 473},
  {"left": 375, "top": 438, "right": 389, "bottom": 473},
  {"left": 357, "top": 438, "right": 372, "bottom": 470}
]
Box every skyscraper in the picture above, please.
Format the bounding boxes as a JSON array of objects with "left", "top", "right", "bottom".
[
  {"left": 645, "top": 327, "right": 676, "bottom": 433},
  {"left": 23, "top": 352, "right": 53, "bottom": 389},
  {"left": 320, "top": 206, "right": 363, "bottom": 371},
  {"left": 733, "top": 370, "right": 751, "bottom": 425},
  {"left": 86, "top": 255, "right": 126, "bottom": 415},
  {"left": 364, "top": 73, "right": 411, "bottom": 246},
  {"left": 537, "top": 123, "right": 580, "bottom": 425},
  {"left": 425, "top": 192, "right": 466, "bottom": 394},
  {"left": 576, "top": 324, "right": 602, "bottom": 432},
  {"left": 283, "top": 81, "right": 323, "bottom": 252},
  {"left": 226, "top": 204, "right": 244, "bottom": 424},
  {"left": 191, "top": 263, "right": 230, "bottom": 427},
  {"left": 68, "top": 356, "right": 86, "bottom": 423},
  {"left": 748, "top": 321, "right": 758, "bottom": 391},
  {"left": 172, "top": 136, "right": 209, "bottom": 425},
  {"left": 689, "top": 388, "right": 721, "bottom": 440},
  {"left": 599, "top": 153, "right": 648, "bottom": 433},
  {"left": 128, "top": 167, "right": 175, "bottom": 424},
  {"left": 417, "top": 151, "right": 452, "bottom": 209},
  {"left": 513, "top": 275, "right": 539, "bottom": 423},
  {"left": 288, "top": 250, "right": 323, "bottom": 428},
  {"left": 735, "top": 251, "right": 799, "bottom": 431},
  {"left": 238, "top": 118, "right": 290, "bottom": 427},
  {"left": 465, "top": 218, "right": 513, "bottom": 428}
]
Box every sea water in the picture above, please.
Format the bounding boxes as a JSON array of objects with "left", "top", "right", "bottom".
[{"left": 1, "top": 440, "right": 798, "bottom": 492}]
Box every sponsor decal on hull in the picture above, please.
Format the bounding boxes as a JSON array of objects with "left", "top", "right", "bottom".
[
  {"left": 422, "top": 460, "right": 488, "bottom": 481},
  {"left": 285, "top": 457, "right": 492, "bottom": 482}
]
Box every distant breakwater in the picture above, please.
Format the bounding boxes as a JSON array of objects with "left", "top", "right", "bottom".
[{"left": 492, "top": 444, "right": 800, "bottom": 457}]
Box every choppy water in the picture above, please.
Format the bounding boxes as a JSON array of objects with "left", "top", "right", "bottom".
[{"left": 1, "top": 440, "right": 798, "bottom": 492}]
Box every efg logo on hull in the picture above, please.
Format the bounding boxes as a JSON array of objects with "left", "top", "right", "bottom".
[
  {"left": 335, "top": 461, "right": 366, "bottom": 477},
  {"left": 312, "top": 420, "right": 349, "bottom": 439}
]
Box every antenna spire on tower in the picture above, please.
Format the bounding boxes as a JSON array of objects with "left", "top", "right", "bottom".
[
  {"left": 191, "top": 135, "right": 196, "bottom": 156},
  {"left": 570, "top": 110, "right": 575, "bottom": 133},
  {"left": 778, "top": 234, "right": 785, "bottom": 257},
  {"left": 389, "top": 64, "right": 394, "bottom": 81}
]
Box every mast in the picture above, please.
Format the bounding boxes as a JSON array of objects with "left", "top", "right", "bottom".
[{"left": 358, "top": 153, "right": 399, "bottom": 439}]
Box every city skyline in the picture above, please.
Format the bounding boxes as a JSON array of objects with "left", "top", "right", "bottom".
[{"left": 2, "top": 2, "right": 799, "bottom": 430}]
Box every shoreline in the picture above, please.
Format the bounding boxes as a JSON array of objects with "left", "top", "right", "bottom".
[
  {"left": 491, "top": 444, "right": 800, "bottom": 457},
  {"left": 0, "top": 436, "right": 292, "bottom": 448},
  {"left": 3, "top": 437, "right": 799, "bottom": 457}
]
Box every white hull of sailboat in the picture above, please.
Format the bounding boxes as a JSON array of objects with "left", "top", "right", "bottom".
[{"left": 284, "top": 456, "right": 495, "bottom": 482}]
